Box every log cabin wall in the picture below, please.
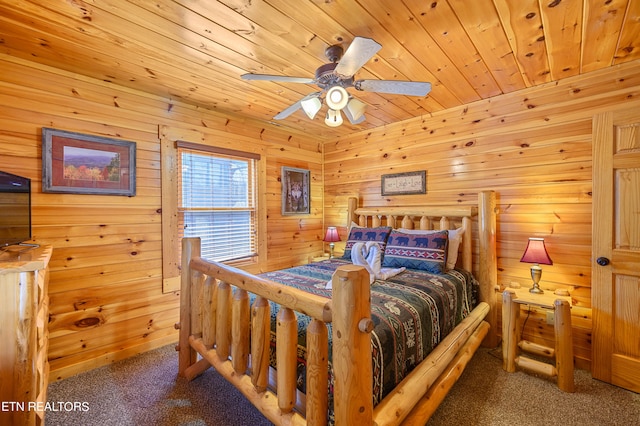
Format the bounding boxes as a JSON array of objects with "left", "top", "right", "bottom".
[
  {"left": 0, "top": 54, "right": 324, "bottom": 381},
  {"left": 323, "top": 59, "right": 640, "bottom": 370}
]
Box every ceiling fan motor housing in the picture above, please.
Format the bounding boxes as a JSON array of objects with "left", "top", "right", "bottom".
[{"left": 315, "top": 62, "right": 354, "bottom": 89}]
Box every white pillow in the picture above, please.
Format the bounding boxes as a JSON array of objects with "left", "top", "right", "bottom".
[{"left": 397, "top": 227, "right": 464, "bottom": 270}]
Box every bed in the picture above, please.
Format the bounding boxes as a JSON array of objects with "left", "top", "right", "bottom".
[{"left": 177, "top": 191, "right": 498, "bottom": 425}]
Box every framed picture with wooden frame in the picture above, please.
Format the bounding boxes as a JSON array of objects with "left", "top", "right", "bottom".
[
  {"left": 42, "top": 127, "right": 136, "bottom": 196},
  {"left": 281, "top": 166, "right": 310, "bottom": 215},
  {"left": 381, "top": 170, "right": 426, "bottom": 196}
]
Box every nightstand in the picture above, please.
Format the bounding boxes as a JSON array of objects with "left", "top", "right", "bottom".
[{"left": 502, "top": 287, "right": 574, "bottom": 392}]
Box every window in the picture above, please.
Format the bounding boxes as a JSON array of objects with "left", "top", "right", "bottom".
[{"left": 177, "top": 143, "right": 258, "bottom": 263}]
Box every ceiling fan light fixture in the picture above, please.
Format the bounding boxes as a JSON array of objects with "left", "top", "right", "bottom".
[
  {"left": 346, "top": 98, "right": 367, "bottom": 121},
  {"left": 326, "top": 86, "right": 349, "bottom": 110},
  {"left": 343, "top": 108, "right": 365, "bottom": 125},
  {"left": 325, "top": 109, "right": 343, "bottom": 127},
  {"left": 300, "top": 96, "right": 322, "bottom": 119}
]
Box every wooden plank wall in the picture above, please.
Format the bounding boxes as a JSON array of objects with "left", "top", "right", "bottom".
[
  {"left": 323, "top": 59, "right": 640, "bottom": 369},
  {"left": 0, "top": 53, "right": 323, "bottom": 381}
]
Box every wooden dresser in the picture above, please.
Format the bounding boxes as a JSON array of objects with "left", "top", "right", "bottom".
[{"left": 0, "top": 245, "right": 52, "bottom": 426}]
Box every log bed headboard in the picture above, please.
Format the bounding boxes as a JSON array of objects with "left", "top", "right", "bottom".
[{"left": 347, "top": 198, "right": 476, "bottom": 272}]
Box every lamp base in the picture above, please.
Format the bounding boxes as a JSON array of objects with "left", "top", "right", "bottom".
[
  {"left": 529, "top": 264, "right": 544, "bottom": 294},
  {"left": 529, "top": 285, "right": 544, "bottom": 294},
  {"left": 329, "top": 242, "right": 335, "bottom": 259}
]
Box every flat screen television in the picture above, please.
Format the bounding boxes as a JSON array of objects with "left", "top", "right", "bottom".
[{"left": 0, "top": 170, "right": 32, "bottom": 247}]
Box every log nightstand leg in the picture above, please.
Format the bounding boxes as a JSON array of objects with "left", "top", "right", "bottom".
[
  {"left": 555, "top": 299, "right": 574, "bottom": 392},
  {"left": 502, "top": 290, "right": 518, "bottom": 373}
]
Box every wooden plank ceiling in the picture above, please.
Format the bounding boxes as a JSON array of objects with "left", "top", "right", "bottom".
[{"left": 1, "top": 0, "right": 639, "bottom": 139}]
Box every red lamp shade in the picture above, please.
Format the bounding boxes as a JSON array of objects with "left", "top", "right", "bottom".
[
  {"left": 323, "top": 226, "right": 340, "bottom": 243},
  {"left": 520, "top": 237, "right": 553, "bottom": 265}
]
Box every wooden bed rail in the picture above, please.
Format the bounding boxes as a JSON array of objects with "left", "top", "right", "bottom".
[
  {"left": 188, "top": 256, "right": 333, "bottom": 323},
  {"left": 177, "top": 238, "right": 375, "bottom": 425}
]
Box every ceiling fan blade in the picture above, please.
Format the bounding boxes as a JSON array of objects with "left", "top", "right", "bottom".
[
  {"left": 241, "top": 73, "right": 315, "bottom": 84},
  {"left": 334, "top": 37, "right": 382, "bottom": 77},
  {"left": 355, "top": 80, "right": 431, "bottom": 96},
  {"left": 274, "top": 102, "right": 302, "bottom": 120},
  {"left": 273, "top": 92, "right": 322, "bottom": 120}
]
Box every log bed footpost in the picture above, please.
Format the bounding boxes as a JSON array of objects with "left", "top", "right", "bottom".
[
  {"left": 178, "top": 238, "right": 200, "bottom": 377},
  {"left": 332, "top": 265, "right": 373, "bottom": 426}
]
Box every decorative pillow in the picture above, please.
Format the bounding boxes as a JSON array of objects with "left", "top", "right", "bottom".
[
  {"left": 382, "top": 230, "right": 449, "bottom": 273},
  {"left": 398, "top": 227, "right": 464, "bottom": 270},
  {"left": 342, "top": 226, "right": 392, "bottom": 260}
]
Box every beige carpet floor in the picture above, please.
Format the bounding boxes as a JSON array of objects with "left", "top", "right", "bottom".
[
  {"left": 427, "top": 346, "right": 640, "bottom": 425},
  {"left": 46, "top": 344, "right": 640, "bottom": 425}
]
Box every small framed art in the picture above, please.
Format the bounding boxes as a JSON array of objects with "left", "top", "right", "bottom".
[
  {"left": 281, "top": 166, "right": 310, "bottom": 215},
  {"left": 381, "top": 170, "right": 426, "bottom": 196}
]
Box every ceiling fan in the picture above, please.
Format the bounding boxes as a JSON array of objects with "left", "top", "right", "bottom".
[{"left": 241, "top": 37, "right": 432, "bottom": 127}]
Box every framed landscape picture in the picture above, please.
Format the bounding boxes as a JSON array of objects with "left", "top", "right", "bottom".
[
  {"left": 42, "top": 128, "right": 136, "bottom": 196},
  {"left": 281, "top": 166, "right": 310, "bottom": 215}
]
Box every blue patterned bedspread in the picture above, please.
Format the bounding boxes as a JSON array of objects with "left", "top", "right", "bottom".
[{"left": 258, "top": 258, "right": 478, "bottom": 407}]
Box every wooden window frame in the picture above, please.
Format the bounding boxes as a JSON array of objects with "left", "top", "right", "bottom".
[{"left": 160, "top": 126, "right": 266, "bottom": 293}]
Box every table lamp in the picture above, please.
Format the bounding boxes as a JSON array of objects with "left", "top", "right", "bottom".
[
  {"left": 520, "top": 237, "right": 553, "bottom": 294},
  {"left": 323, "top": 226, "right": 340, "bottom": 258}
]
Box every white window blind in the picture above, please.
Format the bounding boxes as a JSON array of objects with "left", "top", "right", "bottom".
[{"left": 177, "top": 144, "right": 258, "bottom": 262}]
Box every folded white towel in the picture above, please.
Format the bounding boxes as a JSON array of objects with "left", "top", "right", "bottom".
[
  {"left": 377, "top": 266, "right": 406, "bottom": 280},
  {"left": 325, "top": 242, "right": 405, "bottom": 290},
  {"left": 350, "top": 241, "right": 378, "bottom": 283},
  {"left": 351, "top": 242, "right": 405, "bottom": 284}
]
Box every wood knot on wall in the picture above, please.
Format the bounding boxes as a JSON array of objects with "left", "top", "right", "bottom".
[
  {"left": 49, "top": 311, "right": 106, "bottom": 333},
  {"left": 75, "top": 317, "right": 103, "bottom": 328}
]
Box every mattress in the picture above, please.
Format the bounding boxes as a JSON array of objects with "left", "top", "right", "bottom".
[{"left": 258, "top": 258, "right": 478, "bottom": 408}]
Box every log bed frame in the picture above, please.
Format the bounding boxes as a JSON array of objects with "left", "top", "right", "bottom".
[{"left": 177, "top": 190, "right": 498, "bottom": 425}]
